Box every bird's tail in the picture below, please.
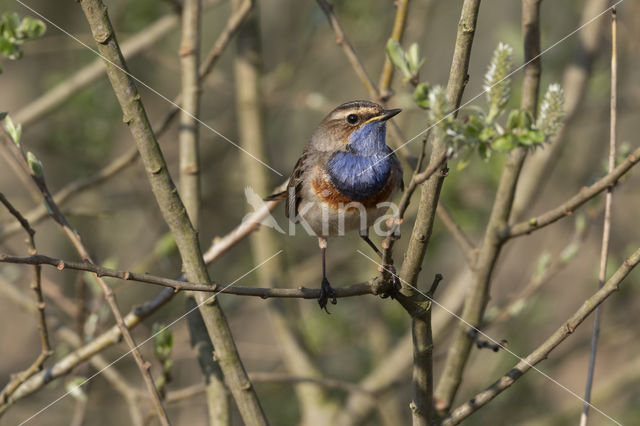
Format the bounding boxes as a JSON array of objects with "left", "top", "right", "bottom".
[{"left": 263, "top": 191, "right": 287, "bottom": 202}]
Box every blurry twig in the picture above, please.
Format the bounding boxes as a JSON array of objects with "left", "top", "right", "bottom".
[
  {"left": 314, "top": 0, "right": 413, "bottom": 164},
  {"left": 0, "top": 277, "right": 145, "bottom": 426},
  {"left": 435, "top": 0, "right": 542, "bottom": 410},
  {"left": 378, "top": 0, "right": 412, "bottom": 101},
  {"left": 505, "top": 145, "right": 640, "bottom": 239},
  {"left": 489, "top": 215, "right": 589, "bottom": 325},
  {"left": 0, "top": 193, "right": 52, "bottom": 403},
  {"left": 0, "top": 129, "right": 170, "bottom": 425},
  {"left": 314, "top": 0, "right": 378, "bottom": 98},
  {"left": 441, "top": 246, "right": 640, "bottom": 426},
  {"left": 165, "top": 372, "right": 389, "bottom": 404},
  {"left": 0, "top": 0, "right": 252, "bottom": 242},
  {"left": 581, "top": 7, "right": 617, "bottom": 425},
  {"left": 0, "top": 183, "right": 284, "bottom": 414},
  {"left": 232, "top": 1, "right": 339, "bottom": 422},
  {"left": 511, "top": 0, "right": 611, "bottom": 220},
  {"left": 14, "top": 0, "right": 224, "bottom": 127},
  {"left": 436, "top": 202, "right": 476, "bottom": 265}
]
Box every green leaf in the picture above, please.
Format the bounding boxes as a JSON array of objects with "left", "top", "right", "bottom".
[
  {"left": 4, "top": 114, "right": 21, "bottom": 145},
  {"left": 505, "top": 110, "right": 519, "bottom": 132},
  {"left": 1, "top": 13, "right": 20, "bottom": 39},
  {"left": 27, "top": 151, "right": 43, "bottom": 177},
  {"left": 412, "top": 82, "right": 430, "bottom": 108},
  {"left": 0, "top": 112, "right": 7, "bottom": 121},
  {"left": 17, "top": 16, "right": 46, "bottom": 39},
  {"left": 478, "top": 125, "right": 496, "bottom": 142},
  {"left": 493, "top": 134, "right": 516, "bottom": 151},
  {"left": 477, "top": 143, "right": 491, "bottom": 161},
  {"left": 152, "top": 323, "right": 174, "bottom": 361},
  {"left": 406, "top": 42, "right": 424, "bottom": 75},
  {"left": 385, "top": 38, "right": 411, "bottom": 79}
]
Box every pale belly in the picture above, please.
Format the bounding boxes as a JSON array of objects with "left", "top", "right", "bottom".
[{"left": 294, "top": 194, "right": 397, "bottom": 237}]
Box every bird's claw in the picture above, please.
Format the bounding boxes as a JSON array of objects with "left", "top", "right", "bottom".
[{"left": 318, "top": 278, "right": 337, "bottom": 313}]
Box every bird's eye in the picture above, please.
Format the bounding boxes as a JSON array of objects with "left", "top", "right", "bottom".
[{"left": 346, "top": 114, "right": 359, "bottom": 125}]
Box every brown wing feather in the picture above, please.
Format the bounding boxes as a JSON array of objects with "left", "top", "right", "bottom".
[{"left": 284, "top": 149, "right": 309, "bottom": 219}]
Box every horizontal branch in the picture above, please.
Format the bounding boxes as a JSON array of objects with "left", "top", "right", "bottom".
[
  {"left": 165, "top": 372, "right": 382, "bottom": 404},
  {"left": 0, "top": 253, "right": 374, "bottom": 299},
  {"left": 441, "top": 246, "right": 640, "bottom": 425},
  {"left": 505, "top": 146, "right": 639, "bottom": 239}
]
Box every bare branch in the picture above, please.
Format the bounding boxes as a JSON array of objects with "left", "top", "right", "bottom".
[
  {"left": 581, "top": 6, "right": 617, "bottom": 425},
  {"left": 435, "top": 0, "right": 541, "bottom": 410},
  {"left": 436, "top": 202, "right": 476, "bottom": 264},
  {"left": 76, "top": 1, "right": 267, "bottom": 423},
  {"left": 0, "top": 253, "right": 375, "bottom": 299},
  {"left": 0, "top": 130, "right": 170, "bottom": 424},
  {"left": 441, "top": 246, "right": 640, "bottom": 425},
  {"left": 0, "top": 193, "right": 52, "bottom": 403},
  {"left": 505, "top": 146, "right": 639, "bottom": 239}
]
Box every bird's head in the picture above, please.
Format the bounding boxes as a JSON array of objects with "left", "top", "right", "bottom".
[{"left": 310, "top": 100, "right": 401, "bottom": 155}]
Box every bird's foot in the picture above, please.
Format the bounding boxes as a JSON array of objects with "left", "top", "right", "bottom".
[
  {"left": 318, "top": 277, "right": 337, "bottom": 313},
  {"left": 379, "top": 264, "right": 402, "bottom": 299}
]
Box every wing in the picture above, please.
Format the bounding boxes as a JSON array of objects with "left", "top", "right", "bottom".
[
  {"left": 390, "top": 152, "right": 404, "bottom": 191},
  {"left": 284, "top": 149, "right": 310, "bottom": 219}
]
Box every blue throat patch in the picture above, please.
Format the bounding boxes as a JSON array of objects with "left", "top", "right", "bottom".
[{"left": 326, "top": 121, "right": 392, "bottom": 201}]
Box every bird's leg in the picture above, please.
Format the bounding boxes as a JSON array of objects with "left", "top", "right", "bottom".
[
  {"left": 317, "top": 237, "right": 337, "bottom": 312},
  {"left": 360, "top": 232, "right": 401, "bottom": 297}
]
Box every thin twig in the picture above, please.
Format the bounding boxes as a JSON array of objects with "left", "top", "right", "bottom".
[
  {"left": 14, "top": 0, "right": 224, "bottom": 127},
  {"left": 0, "top": 253, "right": 375, "bottom": 299},
  {"left": 157, "top": 0, "right": 255, "bottom": 130},
  {"left": 489, "top": 214, "right": 590, "bottom": 325},
  {"left": 0, "top": 130, "right": 170, "bottom": 424},
  {"left": 441, "top": 246, "right": 640, "bottom": 426},
  {"left": 314, "top": 0, "right": 412, "bottom": 164},
  {"left": 0, "top": 180, "right": 284, "bottom": 414},
  {"left": 0, "top": 194, "right": 53, "bottom": 403},
  {"left": 232, "top": 1, "right": 339, "bottom": 422},
  {"left": 0, "top": 0, "right": 252, "bottom": 242},
  {"left": 434, "top": 0, "right": 542, "bottom": 410},
  {"left": 378, "top": 0, "right": 412, "bottom": 101},
  {"left": 0, "top": 278, "right": 145, "bottom": 426},
  {"left": 179, "top": 0, "right": 202, "bottom": 227},
  {"left": 580, "top": 6, "right": 617, "bottom": 426},
  {"left": 436, "top": 202, "right": 476, "bottom": 264},
  {"left": 78, "top": 1, "right": 267, "bottom": 420},
  {"left": 165, "top": 372, "right": 385, "bottom": 404},
  {"left": 511, "top": 0, "right": 611, "bottom": 220},
  {"left": 505, "top": 146, "right": 639, "bottom": 239}
]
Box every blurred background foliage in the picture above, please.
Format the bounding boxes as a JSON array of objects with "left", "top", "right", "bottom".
[{"left": 1, "top": 0, "right": 639, "bottom": 424}]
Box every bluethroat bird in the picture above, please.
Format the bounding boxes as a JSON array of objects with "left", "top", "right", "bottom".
[{"left": 266, "top": 100, "right": 404, "bottom": 312}]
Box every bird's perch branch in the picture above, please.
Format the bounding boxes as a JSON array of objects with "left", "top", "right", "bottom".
[{"left": 0, "top": 253, "right": 375, "bottom": 299}]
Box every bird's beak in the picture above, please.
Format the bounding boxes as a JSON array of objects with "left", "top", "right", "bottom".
[{"left": 379, "top": 108, "right": 402, "bottom": 121}]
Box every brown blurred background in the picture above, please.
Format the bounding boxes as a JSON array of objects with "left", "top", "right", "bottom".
[{"left": 1, "top": 0, "right": 639, "bottom": 424}]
